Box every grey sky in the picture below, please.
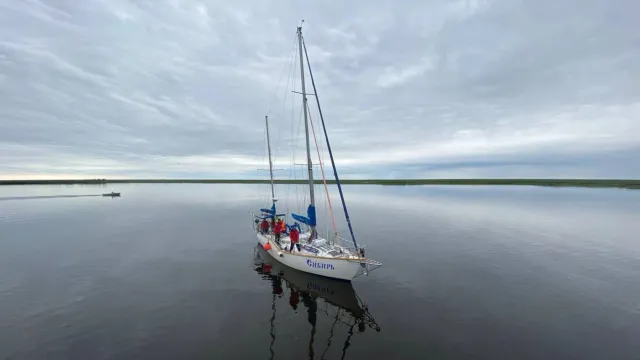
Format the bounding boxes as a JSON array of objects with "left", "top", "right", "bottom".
[{"left": 0, "top": 0, "right": 638, "bottom": 179}]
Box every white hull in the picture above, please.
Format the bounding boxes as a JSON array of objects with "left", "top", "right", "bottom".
[{"left": 256, "top": 233, "right": 364, "bottom": 281}]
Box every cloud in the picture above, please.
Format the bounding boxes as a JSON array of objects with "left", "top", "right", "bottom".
[{"left": 0, "top": 0, "right": 638, "bottom": 180}]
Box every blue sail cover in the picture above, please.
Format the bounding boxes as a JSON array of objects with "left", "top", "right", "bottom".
[
  {"left": 291, "top": 204, "right": 316, "bottom": 227},
  {"left": 260, "top": 204, "right": 277, "bottom": 215}
]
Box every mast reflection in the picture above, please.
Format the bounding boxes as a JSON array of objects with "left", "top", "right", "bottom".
[{"left": 253, "top": 245, "right": 380, "bottom": 359}]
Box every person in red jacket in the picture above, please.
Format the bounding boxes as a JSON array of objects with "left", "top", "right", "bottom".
[
  {"left": 259, "top": 219, "right": 269, "bottom": 234},
  {"left": 274, "top": 218, "right": 284, "bottom": 244},
  {"left": 288, "top": 226, "right": 300, "bottom": 252}
]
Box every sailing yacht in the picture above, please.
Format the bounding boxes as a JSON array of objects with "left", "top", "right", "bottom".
[{"left": 251, "top": 24, "right": 382, "bottom": 281}]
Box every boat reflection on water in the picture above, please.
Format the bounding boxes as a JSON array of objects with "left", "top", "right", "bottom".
[{"left": 253, "top": 245, "right": 380, "bottom": 359}]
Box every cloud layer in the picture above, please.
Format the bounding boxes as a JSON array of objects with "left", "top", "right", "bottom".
[{"left": 0, "top": 0, "right": 638, "bottom": 179}]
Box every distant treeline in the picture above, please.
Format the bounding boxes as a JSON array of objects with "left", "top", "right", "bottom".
[{"left": 1, "top": 178, "right": 639, "bottom": 189}]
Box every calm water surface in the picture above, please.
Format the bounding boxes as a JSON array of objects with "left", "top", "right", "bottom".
[{"left": 0, "top": 184, "right": 639, "bottom": 359}]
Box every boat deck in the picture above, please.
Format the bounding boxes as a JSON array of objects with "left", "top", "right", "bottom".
[{"left": 264, "top": 232, "right": 361, "bottom": 260}]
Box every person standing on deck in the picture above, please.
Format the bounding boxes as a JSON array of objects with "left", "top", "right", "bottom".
[
  {"left": 274, "top": 219, "right": 284, "bottom": 244},
  {"left": 260, "top": 218, "right": 269, "bottom": 234},
  {"left": 288, "top": 226, "right": 300, "bottom": 252}
]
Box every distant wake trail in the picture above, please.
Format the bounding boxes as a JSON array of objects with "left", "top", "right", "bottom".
[{"left": 0, "top": 195, "right": 101, "bottom": 201}]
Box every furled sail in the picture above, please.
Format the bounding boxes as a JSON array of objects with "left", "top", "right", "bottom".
[{"left": 292, "top": 204, "right": 316, "bottom": 227}]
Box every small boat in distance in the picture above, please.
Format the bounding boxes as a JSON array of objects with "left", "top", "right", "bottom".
[{"left": 102, "top": 192, "right": 121, "bottom": 197}]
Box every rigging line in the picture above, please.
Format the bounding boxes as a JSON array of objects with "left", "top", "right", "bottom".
[
  {"left": 266, "top": 33, "right": 298, "bottom": 116},
  {"left": 320, "top": 307, "right": 341, "bottom": 360},
  {"left": 307, "top": 101, "right": 338, "bottom": 236},
  {"left": 279, "top": 44, "right": 297, "bottom": 216},
  {"left": 270, "top": 39, "right": 297, "bottom": 177},
  {"left": 313, "top": 104, "right": 331, "bottom": 238},
  {"left": 288, "top": 105, "right": 303, "bottom": 216},
  {"left": 269, "top": 33, "right": 298, "bottom": 176},
  {"left": 282, "top": 54, "right": 296, "bottom": 216},
  {"left": 308, "top": 311, "right": 317, "bottom": 360},
  {"left": 275, "top": 39, "right": 297, "bottom": 145},
  {"left": 261, "top": 119, "right": 271, "bottom": 206},
  {"left": 302, "top": 35, "right": 359, "bottom": 251},
  {"left": 298, "top": 106, "right": 308, "bottom": 211},
  {"left": 289, "top": 53, "right": 298, "bottom": 203},
  {"left": 291, "top": 54, "right": 304, "bottom": 210},
  {"left": 340, "top": 324, "right": 356, "bottom": 360},
  {"left": 292, "top": 104, "right": 304, "bottom": 212},
  {"left": 291, "top": 40, "right": 308, "bottom": 212},
  {"left": 265, "top": 39, "right": 295, "bottom": 206},
  {"left": 269, "top": 292, "right": 276, "bottom": 360}
]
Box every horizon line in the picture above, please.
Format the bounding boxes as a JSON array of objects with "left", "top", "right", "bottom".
[{"left": 1, "top": 178, "right": 638, "bottom": 189}]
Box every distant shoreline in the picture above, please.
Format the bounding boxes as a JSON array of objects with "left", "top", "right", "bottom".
[{"left": 1, "top": 179, "right": 638, "bottom": 189}]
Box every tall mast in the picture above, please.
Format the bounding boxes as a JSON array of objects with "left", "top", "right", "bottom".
[
  {"left": 297, "top": 26, "right": 315, "bottom": 232},
  {"left": 265, "top": 115, "right": 275, "bottom": 202}
]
